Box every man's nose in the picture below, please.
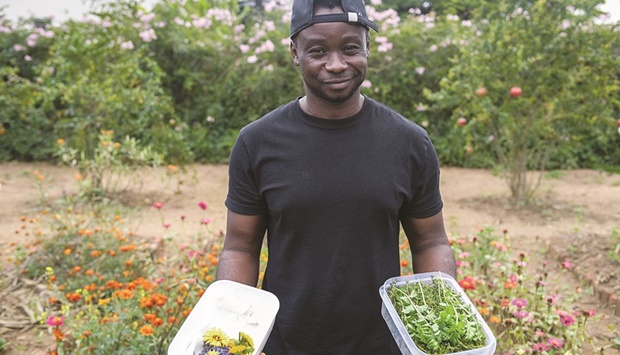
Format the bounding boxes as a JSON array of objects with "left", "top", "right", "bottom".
[{"left": 325, "top": 52, "right": 347, "bottom": 72}]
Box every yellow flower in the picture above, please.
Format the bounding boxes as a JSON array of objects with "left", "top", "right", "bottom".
[
  {"left": 238, "top": 332, "right": 254, "bottom": 348},
  {"left": 202, "top": 327, "right": 230, "bottom": 347},
  {"left": 228, "top": 345, "right": 247, "bottom": 354}
]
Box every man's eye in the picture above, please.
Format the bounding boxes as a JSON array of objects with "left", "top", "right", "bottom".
[
  {"left": 309, "top": 48, "right": 325, "bottom": 54},
  {"left": 344, "top": 45, "right": 360, "bottom": 52}
]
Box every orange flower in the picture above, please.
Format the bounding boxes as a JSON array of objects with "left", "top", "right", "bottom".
[
  {"left": 82, "top": 330, "right": 92, "bottom": 339},
  {"left": 139, "top": 297, "right": 154, "bottom": 308},
  {"left": 125, "top": 260, "right": 133, "bottom": 267},
  {"left": 139, "top": 324, "right": 155, "bottom": 336},
  {"left": 53, "top": 327, "right": 64, "bottom": 341},
  {"left": 65, "top": 293, "right": 82, "bottom": 303},
  {"left": 503, "top": 281, "right": 517, "bottom": 289},
  {"left": 64, "top": 248, "right": 72, "bottom": 255},
  {"left": 57, "top": 138, "right": 65, "bottom": 145},
  {"left": 151, "top": 317, "right": 164, "bottom": 327},
  {"left": 106, "top": 280, "right": 123, "bottom": 289},
  {"left": 143, "top": 313, "right": 157, "bottom": 322},
  {"left": 85, "top": 269, "right": 95, "bottom": 276},
  {"left": 90, "top": 250, "right": 102, "bottom": 258},
  {"left": 151, "top": 294, "right": 168, "bottom": 307},
  {"left": 119, "top": 244, "right": 136, "bottom": 252},
  {"left": 109, "top": 250, "right": 117, "bottom": 256},
  {"left": 73, "top": 266, "right": 82, "bottom": 273},
  {"left": 489, "top": 316, "right": 501, "bottom": 324},
  {"left": 478, "top": 307, "right": 490, "bottom": 316},
  {"left": 167, "top": 316, "right": 178, "bottom": 324},
  {"left": 114, "top": 289, "right": 133, "bottom": 300}
]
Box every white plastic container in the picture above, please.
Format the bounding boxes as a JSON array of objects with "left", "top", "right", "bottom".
[
  {"left": 168, "top": 280, "right": 280, "bottom": 355},
  {"left": 379, "top": 272, "right": 496, "bottom": 355}
]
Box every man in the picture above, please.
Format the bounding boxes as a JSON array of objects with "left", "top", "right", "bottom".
[{"left": 216, "top": 0, "right": 457, "bottom": 353}]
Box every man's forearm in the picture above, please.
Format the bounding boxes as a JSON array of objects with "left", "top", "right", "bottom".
[
  {"left": 411, "top": 244, "right": 457, "bottom": 278},
  {"left": 216, "top": 248, "right": 261, "bottom": 287}
]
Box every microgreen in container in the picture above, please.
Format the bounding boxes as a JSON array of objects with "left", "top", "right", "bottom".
[{"left": 379, "top": 272, "right": 496, "bottom": 355}]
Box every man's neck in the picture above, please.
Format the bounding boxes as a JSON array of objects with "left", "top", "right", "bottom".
[{"left": 300, "top": 94, "right": 365, "bottom": 119}]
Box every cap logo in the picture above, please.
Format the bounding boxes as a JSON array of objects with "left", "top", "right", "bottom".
[{"left": 347, "top": 12, "right": 359, "bottom": 23}]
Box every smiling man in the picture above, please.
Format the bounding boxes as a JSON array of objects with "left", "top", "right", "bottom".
[{"left": 216, "top": 0, "right": 457, "bottom": 353}]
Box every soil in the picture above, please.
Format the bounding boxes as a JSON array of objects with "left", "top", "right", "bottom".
[{"left": 0, "top": 162, "right": 619, "bottom": 354}]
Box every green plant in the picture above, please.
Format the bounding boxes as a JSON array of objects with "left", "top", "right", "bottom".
[
  {"left": 0, "top": 336, "right": 8, "bottom": 353},
  {"left": 386, "top": 276, "right": 486, "bottom": 353},
  {"left": 55, "top": 130, "right": 163, "bottom": 201},
  {"left": 427, "top": 0, "right": 619, "bottom": 205}
]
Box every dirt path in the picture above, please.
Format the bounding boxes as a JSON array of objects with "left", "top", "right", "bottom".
[{"left": 1, "top": 162, "right": 619, "bottom": 353}]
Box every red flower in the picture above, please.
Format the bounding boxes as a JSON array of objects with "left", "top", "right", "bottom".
[{"left": 458, "top": 276, "right": 476, "bottom": 290}]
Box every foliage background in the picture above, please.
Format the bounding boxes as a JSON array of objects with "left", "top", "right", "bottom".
[{"left": 0, "top": 0, "right": 619, "bottom": 168}]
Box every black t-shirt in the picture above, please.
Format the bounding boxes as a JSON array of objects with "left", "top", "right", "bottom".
[{"left": 226, "top": 97, "right": 443, "bottom": 354}]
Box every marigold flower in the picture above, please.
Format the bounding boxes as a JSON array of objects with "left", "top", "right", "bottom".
[
  {"left": 82, "top": 330, "right": 92, "bottom": 339},
  {"left": 46, "top": 316, "right": 64, "bottom": 326},
  {"left": 65, "top": 293, "right": 82, "bottom": 303},
  {"left": 151, "top": 317, "right": 164, "bottom": 327},
  {"left": 73, "top": 266, "right": 82, "bottom": 273},
  {"left": 139, "top": 324, "right": 155, "bottom": 336},
  {"left": 119, "top": 244, "right": 136, "bottom": 252},
  {"left": 64, "top": 248, "right": 72, "bottom": 255},
  {"left": 98, "top": 298, "right": 111, "bottom": 306},
  {"left": 489, "top": 316, "right": 501, "bottom": 324},
  {"left": 53, "top": 327, "right": 64, "bottom": 341},
  {"left": 478, "top": 307, "right": 489, "bottom": 316},
  {"left": 57, "top": 138, "right": 65, "bottom": 145},
  {"left": 114, "top": 289, "right": 133, "bottom": 299},
  {"left": 91, "top": 250, "right": 102, "bottom": 258}
]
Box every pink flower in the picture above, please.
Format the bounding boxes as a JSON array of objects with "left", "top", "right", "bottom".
[
  {"left": 198, "top": 201, "right": 208, "bottom": 210},
  {"left": 513, "top": 310, "right": 529, "bottom": 319},
  {"left": 547, "top": 337, "right": 563, "bottom": 349},
  {"left": 152, "top": 202, "right": 164, "bottom": 209},
  {"left": 163, "top": 223, "right": 171, "bottom": 229},
  {"left": 546, "top": 294, "right": 558, "bottom": 306},
  {"left": 532, "top": 342, "right": 549, "bottom": 352},
  {"left": 557, "top": 310, "right": 575, "bottom": 326},
  {"left": 511, "top": 298, "right": 528, "bottom": 309},
  {"left": 46, "top": 316, "right": 64, "bottom": 326},
  {"left": 201, "top": 218, "right": 211, "bottom": 225},
  {"left": 561, "top": 260, "right": 573, "bottom": 269}
]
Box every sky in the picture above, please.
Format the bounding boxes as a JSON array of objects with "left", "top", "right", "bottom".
[{"left": 1, "top": 0, "right": 619, "bottom": 23}]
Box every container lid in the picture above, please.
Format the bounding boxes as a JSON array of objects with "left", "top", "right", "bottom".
[{"left": 168, "top": 280, "right": 280, "bottom": 355}]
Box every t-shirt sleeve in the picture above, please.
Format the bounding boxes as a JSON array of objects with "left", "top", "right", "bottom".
[
  {"left": 399, "top": 133, "right": 443, "bottom": 219},
  {"left": 225, "top": 132, "right": 268, "bottom": 215}
]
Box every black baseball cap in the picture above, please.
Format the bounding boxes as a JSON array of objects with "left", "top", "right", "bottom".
[{"left": 290, "top": 0, "right": 379, "bottom": 38}]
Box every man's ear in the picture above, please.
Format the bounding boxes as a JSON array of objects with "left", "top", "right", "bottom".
[
  {"left": 290, "top": 40, "right": 300, "bottom": 66},
  {"left": 366, "top": 34, "right": 371, "bottom": 58}
]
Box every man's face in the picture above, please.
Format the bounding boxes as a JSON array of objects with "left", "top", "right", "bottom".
[{"left": 291, "top": 6, "right": 370, "bottom": 104}]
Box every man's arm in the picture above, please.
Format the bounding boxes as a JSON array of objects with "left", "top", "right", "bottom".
[
  {"left": 401, "top": 211, "right": 457, "bottom": 278},
  {"left": 216, "top": 210, "right": 267, "bottom": 286}
]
